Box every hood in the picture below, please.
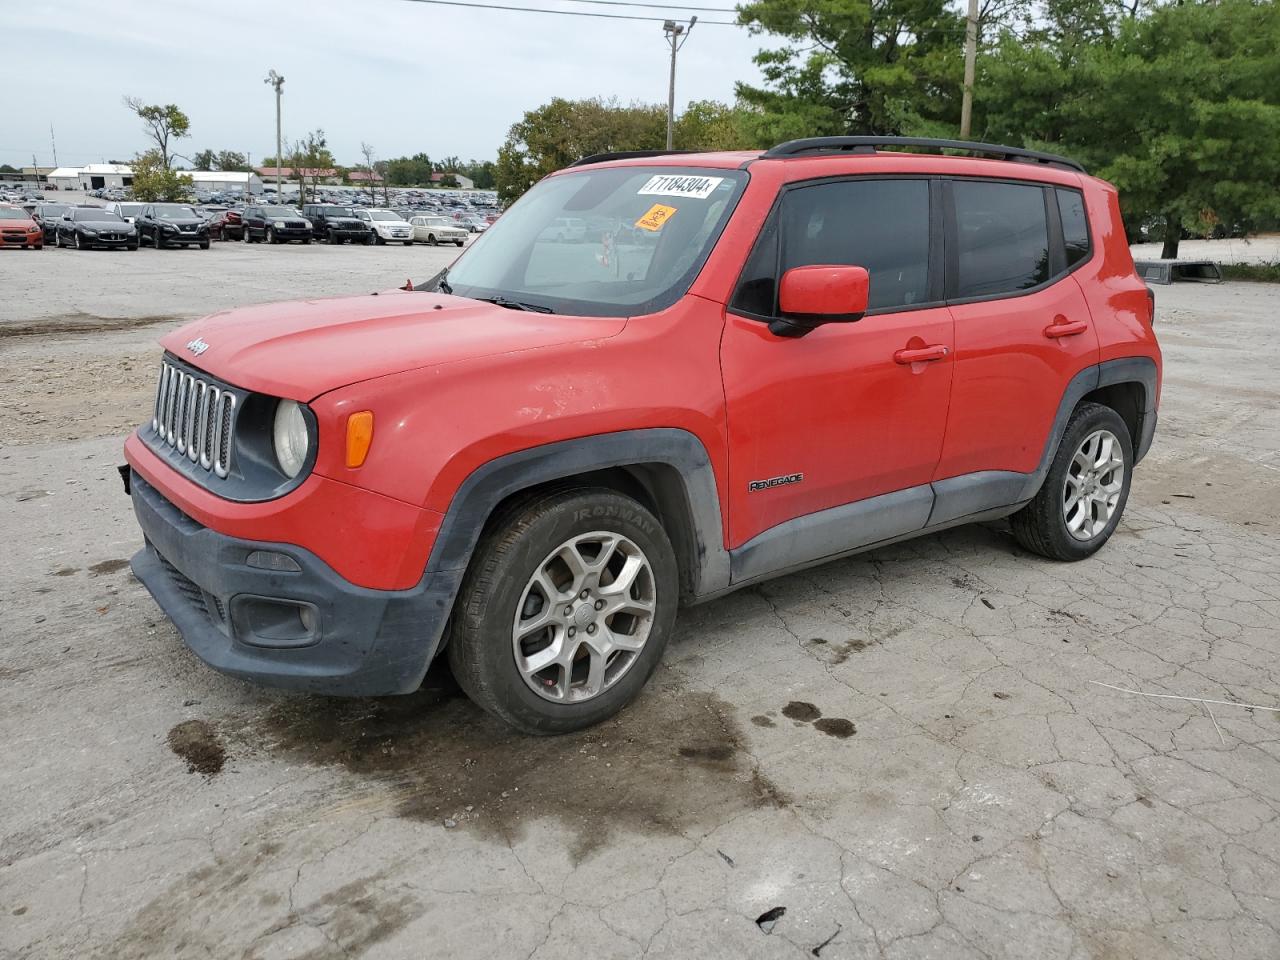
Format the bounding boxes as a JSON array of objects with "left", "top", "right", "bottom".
[
  {"left": 161, "top": 291, "right": 626, "bottom": 401},
  {"left": 79, "top": 218, "right": 134, "bottom": 230},
  {"left": 157, "top": 217, "right": 205, "bottom": 227}
]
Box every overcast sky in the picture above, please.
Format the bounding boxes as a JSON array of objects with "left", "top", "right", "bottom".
[{"left": 8, "top": 0, "right": 767, "bottom": 170}]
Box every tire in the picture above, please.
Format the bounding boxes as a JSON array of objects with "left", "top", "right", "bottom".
[
  {"left": 427, "top": 234, "right": 436, "bottom": 246},
  {"left": 1010, "top": 401, "right": 1133, "bottom": 561},
  {"left": 455, "top": 240, "right": 465, "bottom": 247},
  {"left": 199, "top": 241, "right": 210, "bottom": 250},
  {"left": 155, "top": 233, "right": 166, "bottom": 249},
  {"left": 127, "top": 243, "right": 138, "bottom": 251},
  {"left": 302, "top": 238, "right": 311, "bottom": 245},
  {"left": 374, "top": 235, "right": 385, "bottom": 245},
  {"left": 363, "top": 233, "right": 375, "bottom": 245},
  {"left": 75, "top": 233, "right": 85, "bottom": 250},
  {"left": 266, "top": 227, "right": 276, "bottom": 244},
  {"left": 448, "top": 487, "right": 678, "bottom": 735},
  {"left": 404, "top": 240, "right": 414, "bottom": 246}
]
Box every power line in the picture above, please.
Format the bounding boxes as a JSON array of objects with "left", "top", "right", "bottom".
[
  {"left": 395, "top": 0, "right": 738, "bottom": 24},
  {"left": 510, "top": 0, "right": 735, "bottom": 10}
]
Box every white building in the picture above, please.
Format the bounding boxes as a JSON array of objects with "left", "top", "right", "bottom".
[
  {"left": 187, "top": 170, "right": 263, "bottom": 196},
  {"left": 47, "top": 167, "right": 84, "bottom": 190},
  {"left": 77, "top": 164, "right": 133, "bottom": 191}
]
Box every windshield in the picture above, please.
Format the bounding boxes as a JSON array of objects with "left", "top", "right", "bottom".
[
  {"left": 116, "top": 204, "right": 144, "bottom": 217},
  {"left": 154, "top": 205, "right": 197, "bottom": 219},
  {"left": 434, "top": 166, "right": 746, "bottom": 317},
  {"left": 369, "top": 211, "right": 402, "bottom": 221},
  {"left": 37, "top": 205, "right": 69, "bottom": 217},
  {"left": 75, "top": 208, "right": 123, "bottom": 222},
  {"left": 0, "top": 207, "right": 29, "bottom": 220},
  {"left": 262, "top": 206, "right": 297, "bottom": 216},
  {"left": 322, "top": 207, "right": 351, "bottom": 217}
]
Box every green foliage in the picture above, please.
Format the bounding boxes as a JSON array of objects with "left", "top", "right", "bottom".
[
  {"left": 190, "top": 149, "right": 250, "bottom": 172},
  {"left": 674, "top": 100, "right": 763, "bottom": 151},
  {"left": 1221, "top": 262, "right": 1280, "bottom": 283},
  {"left": 979, "top": 0, "right": 1280, "bottom": 257},
  {"left": 385, "top": 153, "right": 434, "bottom": 186},
  {"left": 122, "top": 97, "right": 191, "bottom": 169},
  {"left": 0, "top": 163, "right": 20, "bottom": 173},
  {"left": 735, "top": 0, "right": 967, "bottom": 137},
  {"left": 438, "top": 173, "right": 459, "bottom": 188},
  {"left": 288, "top": 130, "right": 334, "bottom": 201},
  {"left": 130, "top": 150, "right": 194, "bottom": 202}
]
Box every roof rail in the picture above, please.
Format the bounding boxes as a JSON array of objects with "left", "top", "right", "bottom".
[
  {"left": 760, "top": 136, "right": 1086, "bottom": 173},
  {"left": 569, "top": 149, "right": 697, "bottom": 168}
]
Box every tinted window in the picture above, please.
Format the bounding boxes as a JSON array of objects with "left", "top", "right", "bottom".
[
  {"left": 1057, "top": 188, "right": 1090, "bottom": 267},
  {"left": 952, "top": 181, "right": 1049, "bottom": 298},
  {"left": 731, "top": 179, "right": 931, "bottom": 316}
]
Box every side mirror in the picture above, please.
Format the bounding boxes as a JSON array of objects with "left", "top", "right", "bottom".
[{"left": 770, "top": 264, "right": 870, "bottom": 338}]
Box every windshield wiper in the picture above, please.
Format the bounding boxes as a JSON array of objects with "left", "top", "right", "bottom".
[{"left": 475, "top": 296, "right": 554, "bottom": 314}]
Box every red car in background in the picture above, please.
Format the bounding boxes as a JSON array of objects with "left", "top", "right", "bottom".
[
  {"left": 206, "top": 208, "right": 244, "bottom": 241},
  {"left": 0, "top": 205, "right": 44, "bottom": 249}
]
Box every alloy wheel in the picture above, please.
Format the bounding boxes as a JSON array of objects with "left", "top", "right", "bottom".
[
  {"left": 512, "top": 531, "right": 657, "bottom": 704},
  {"left": 1062, "top": 429, "right": 1125, "bottom": 541}
]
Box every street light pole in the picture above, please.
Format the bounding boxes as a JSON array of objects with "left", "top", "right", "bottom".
[
  {"left": 663, "top": 17, "right": 696, "bottom": 151},
  {"left": 264, "top": 70, "right": 284, "bottom": 197}
]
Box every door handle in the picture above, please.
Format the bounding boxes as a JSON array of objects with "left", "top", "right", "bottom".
[
  {"left": 894, "top": 344, "right": 949, "bottom": 364},
  {"left": 1044, "top": 317, "right": 1088, "bottom": 338}
]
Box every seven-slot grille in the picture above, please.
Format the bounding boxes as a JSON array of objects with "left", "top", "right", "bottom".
[{"left": 152, "top": 360, "right": 237, "bottom": 478}]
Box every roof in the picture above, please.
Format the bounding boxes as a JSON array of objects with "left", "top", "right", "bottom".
[
  {"left": 348, "top": 170, "right": 383, "bottom": 182},
  {"left": 79, "top": 164, "right": 133, "bottom": 175},
  {"left": 186, "top": 171, "right": 258, "bottom": 183},
  {"left": 257, "top": 166, "right": 338, "bottom": 178},
  {"left": 48, "top": 167, "right": 83, "bottom": 178}
]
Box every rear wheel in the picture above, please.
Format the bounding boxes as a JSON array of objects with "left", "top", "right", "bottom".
[
  {"left": 448, "top": 487, "right": 678, "bottom": 735},
  {"left": 1011, "top": 402, "right": 1132, "bottom": 561}
]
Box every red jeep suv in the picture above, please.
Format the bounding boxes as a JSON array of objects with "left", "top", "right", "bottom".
[{"left": 124, "top": 137, "right": 1160, "bottom": 734}]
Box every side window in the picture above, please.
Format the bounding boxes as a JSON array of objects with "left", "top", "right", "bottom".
[
  {"left": 1056, "top": 188, "right": 1090, "bottom": 267},
  {"left": 730, "top": 178, "right": 932, "bottom": 316},
  {"left": 952, "top": 181, "right": 1049, "bottom": 298}
]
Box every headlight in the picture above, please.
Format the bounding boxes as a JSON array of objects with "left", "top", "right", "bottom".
[
  {"left": 272, "top": 400, "right": 310, "bottom": 478},
  {"left": 273, "top": 219, "right": 287, "bottom": 228},
  {"left": 81, "top": 228, "right": 98, "bottom": 236}
]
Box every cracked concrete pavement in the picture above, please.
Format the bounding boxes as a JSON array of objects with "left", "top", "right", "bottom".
[{"left": 1, "top": 246, "right": 1278, "bottom": 959}]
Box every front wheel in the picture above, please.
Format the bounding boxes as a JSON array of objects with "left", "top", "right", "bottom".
[
  {"left": 199, "top": 240, "right": 210, "bottom": 250},
  {"left": 455, "top": 240, "right": 465, "bottom": 247},
  {"left": 1011, "top": 402, "right": 1133, "bottom": 561},
  {"left": 448, "top": 487, "right": 678, "bottom": 735},
  {"left": 266, "top": 227, "right": 276, "bottom": 244}
]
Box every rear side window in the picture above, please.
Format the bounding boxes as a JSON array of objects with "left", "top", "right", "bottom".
[
  {"left": 1056, "top": 188, "right": 1090, "bottom": 267},
  {"left": 731, "top": 178, "right": 932, "bottom": 316},
  {"left": 952, "top": 181, "right": 1049, "bottom": 298}
]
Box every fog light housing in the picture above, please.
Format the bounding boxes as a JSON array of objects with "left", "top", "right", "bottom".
[{"left": 232, "top": 596, "right": 319, "bottom": 648}]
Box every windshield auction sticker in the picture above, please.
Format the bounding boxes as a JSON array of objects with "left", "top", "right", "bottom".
[
  {"left": 635, "top": 203, "right": 677, "bottom": 232},
  {"left": 637, "top": 175, "right": 724, "bottom": 200}
]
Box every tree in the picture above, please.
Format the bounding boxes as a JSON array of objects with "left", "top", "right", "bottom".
[
  {"left": 385, "top": 153, "right": 433, "bottom": 186},
  {"left": 287, "top": 129, "right": 334, "bottom": 203},
  {"left": 979, "top": 0, "right": 1280, "bottom": 257},
  {"left": 438, "top": 173, "right": 459, "bottom": 188},
  {"left": 734, "top": 0, "right": 966, "bottom": 139},
  {"left": 0, "top": 163, "right": 20, "bottom": 174},
  {"left": 130, "top": 149, "right": 194, "bottom": 201},
  {"left": 122, "top": 98, "right": 191, "bottom": 169},
  {"left": 674, "top": 100, "right": 762, "bottom": 151},
  {"left": 215, "top": 150, "right": 251, "bottom": 172},
  {"left": 192, "top": 149, "right": 217, "bottom": 170},
  {"left": 495, "top": 97, "right": 666, "bottom": 203},
  {"left": 360, "top": 141, "right": 390, "bottom": 205}
]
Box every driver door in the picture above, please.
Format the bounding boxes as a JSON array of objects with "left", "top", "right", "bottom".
[{"left": 721, "top": 177, "right": 954, "bottom": 552}]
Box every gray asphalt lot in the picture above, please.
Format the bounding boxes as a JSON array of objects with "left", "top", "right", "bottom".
[{"left": 1, "top": 242, "right": 1278, "bottom": 959}]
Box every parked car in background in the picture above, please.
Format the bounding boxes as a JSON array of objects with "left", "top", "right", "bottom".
[
  {"left": 205, "top": 208, "right": 243, "bottom": 241},
  {"left": 55, "top": 207, "right": 137, "bottom": 250},
  {"left": 302, "top": 204, "right": 371, "bottom": 244},
  {"left": 136, "top": 204, "right": 211, "bottom": 249},
  {"left": 0, "top": 205, "right": 44, "bottom": 249},
  {"left": 354, "top": 208, "right": 414, "bottom": 245},
  {"left": 242, "top": 205, "right": 313, "bottom": 244},
  {"left": 106, "top": 202, "right": 146, "bottom": 224},
  {"left": 408, "top": 215, "right": 467, "bottom": 246},
  {"left": 460, "top": 215, "right": 489, "bottom": 234},
  {"left": 31, "top": 203, "right": 71, "bottom": 244}
]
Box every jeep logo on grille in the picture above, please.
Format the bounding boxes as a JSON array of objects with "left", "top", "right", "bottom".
[{"left": 186, "top": 337, "right": 210, "bottom": 357}]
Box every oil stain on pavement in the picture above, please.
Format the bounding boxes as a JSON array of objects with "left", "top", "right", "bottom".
[{"left": 237, "top": 668, "right": 787, "bottom": 864}]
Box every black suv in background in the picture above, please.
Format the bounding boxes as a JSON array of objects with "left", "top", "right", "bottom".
[
  {"left": 32, "top": 203, "right": 71, "bottom": 244},
  {"left": 136, "top": 204, "right": 211, "bottom": 249},
  {"left": 242, "top": 205, "right": 313, "bottom": 244},
  {"left": 302, "top": 204, "right": 371, "bottom": 244}
]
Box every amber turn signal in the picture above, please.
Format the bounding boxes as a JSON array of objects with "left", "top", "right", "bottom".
[{"left": 345, "top": 411, "right": 374, "bottom": 468}]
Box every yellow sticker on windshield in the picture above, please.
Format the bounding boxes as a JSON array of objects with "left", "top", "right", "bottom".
[{"left": 635, "top": 203, "right": 677, "bottom": 232}]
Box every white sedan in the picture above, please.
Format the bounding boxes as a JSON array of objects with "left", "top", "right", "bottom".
[
  {"left": 408, "top": 215, "right": 468, "bottom": 247},
  {"left": 353, "top": 208, "right": 415, "bottom": 245}
]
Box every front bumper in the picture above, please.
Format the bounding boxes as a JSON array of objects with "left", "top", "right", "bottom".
[
  {"left": 160, "top": 230, "right": 208, "bottom": 244},
  {"left": 128, "top": 470, "right": 447, "bottom": 695},
  {"left": 0, "top": 231, "right": 41, "bottom": 247}
]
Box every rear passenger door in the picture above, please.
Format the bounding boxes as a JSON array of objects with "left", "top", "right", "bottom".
[
  {"left": 721, "top": 177, "right": 954, "bottom": 550},
  {"left": 933, "top": 179, "right": 1099, "bottom": 484}
]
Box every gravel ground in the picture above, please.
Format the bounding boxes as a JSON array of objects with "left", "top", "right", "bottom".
[{"left": 1, "top": 245, "right": 1278, "bottom": 960}]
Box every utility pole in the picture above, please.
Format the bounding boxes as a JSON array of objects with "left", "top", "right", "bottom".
[
  {"left": 959, "top": 0, "right": 978, "bottom": 139},
  {"left": 264, "top": 70, "right": 284, "bottom": 197},
  {"left": 49, "top": 125, "right": 58, "bottom": 168},
  {"left": 663, "top": 17, "right": 696, "bottom": 151}
]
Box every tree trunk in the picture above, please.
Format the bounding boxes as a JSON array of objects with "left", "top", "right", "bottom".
[{"left": 1160, "top": 213, "right": 1180, "bottom": 260}]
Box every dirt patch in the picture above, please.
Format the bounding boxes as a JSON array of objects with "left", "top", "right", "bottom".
[
  {"left": 167, "top": 719, "right": 227, "bottom": 777},
  {"left": 782, "top": 701, "right": 822, "bottom": 723},
  {"left": 236, "top": 670, "right": 785, "bottom": 864},
  {"left": 88, "top": 559, "right": 130, "bottom": 576},
  {"left": 0, "top": 313, "right": 176, "bottom": 339}
]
